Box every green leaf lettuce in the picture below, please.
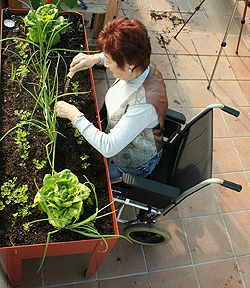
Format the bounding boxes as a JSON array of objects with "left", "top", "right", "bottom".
[
  {"left": 24, "top": 4, "right": 69, "bottom": 46},
  {"left": 34, "top": 169, "right": 92, "bottom": 229}
]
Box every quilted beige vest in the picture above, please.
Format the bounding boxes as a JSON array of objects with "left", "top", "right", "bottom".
[{"left": 106, "top": 62, "right": 168, "bottom": 168}]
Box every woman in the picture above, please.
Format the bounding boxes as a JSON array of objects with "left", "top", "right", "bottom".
[{"left": 56, "top": 17, "right": 168, "bottom": 180}]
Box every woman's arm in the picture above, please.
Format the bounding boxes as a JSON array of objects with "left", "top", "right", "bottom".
[
  {"left": 74, "top": 104, "right": 158, "bottom": 158},
  {"left": 56, "top": 99, "right": 158, "bottom": 158}
]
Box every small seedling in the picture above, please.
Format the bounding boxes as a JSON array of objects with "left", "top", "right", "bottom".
[
  {"left": 16, "top": 64, "right": 29, "bottom": 79},
  {"left": 14, "top": 110, "right": 31, "bottom": 166},
  {"left": 15, "top": 128, "right": 30, "bottom": 166},
  {"left": 13, "top": 39, "right": 29, "bottom": 60},
  {"left": 14, "top": 109, "right": 31, "bottom": 123},
  {"left": 73, "top": 127, "right": 84, "bottom": 144},
  {"left": 80, "top": 154, "right": 90, "bottom": 169},
  {"left": 13, "top": 39, "right": 29, "bottom": 80},
  {"left": 0, "top": 201, "right": 4, "bottom": 210},
  {"left": 71, "top": 81, "right": 79, "bottom": 93},
  {"left": 0, "top": 178, "right": 32, "bottom": 217},
  {"left": 23, "top": 222, "right": 31, "bottom": 231},
  {"left": 19, "top": 204, "right": 32, "bottom": 217},
  {"left": 33, "top": 159, "right": 46, "bottom": 170}
]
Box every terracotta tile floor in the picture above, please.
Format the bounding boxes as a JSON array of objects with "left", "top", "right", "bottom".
[{"left": 2, "top": 0, "right": 250, "bottom": 287}]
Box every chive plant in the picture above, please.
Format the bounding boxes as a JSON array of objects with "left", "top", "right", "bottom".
[{"left": 1, "top": 1, "right": 91, "bottom": 172}]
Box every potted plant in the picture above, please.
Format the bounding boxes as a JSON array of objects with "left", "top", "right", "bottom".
[{"left": 0, "top": 3, "right": 119, "bottom": 286}]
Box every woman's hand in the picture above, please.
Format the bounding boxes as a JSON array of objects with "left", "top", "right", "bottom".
[
  {"left": 56, "top": 101, "right": 82, "bottom": 123},
  {"left": 69, "top": 53, "right": 101, "bottom": 73}
]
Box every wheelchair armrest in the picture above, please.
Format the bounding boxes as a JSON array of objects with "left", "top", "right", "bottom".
[
  {"left": 166, "top": 108, "right": 186, "bottom": 124},
  {"left": 112, "top": 173, "right": 180, "bottom": 209}
]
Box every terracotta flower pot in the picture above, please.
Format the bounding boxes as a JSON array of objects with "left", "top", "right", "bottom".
[{"left": 0, "top": 8, "right": 118, "bottom": 287}]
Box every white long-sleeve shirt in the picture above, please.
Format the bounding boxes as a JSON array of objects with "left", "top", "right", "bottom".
[{"left": 74, "top": 53, "right": 159, "bottom": 158}]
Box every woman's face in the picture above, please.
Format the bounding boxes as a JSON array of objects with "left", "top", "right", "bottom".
[{"left": 104, "top": 52, "right": 132, "bottom": 81}]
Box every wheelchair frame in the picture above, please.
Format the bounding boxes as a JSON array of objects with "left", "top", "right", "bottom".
[{"left": 110, "top": 104, "right": 242, "bottom": 245}]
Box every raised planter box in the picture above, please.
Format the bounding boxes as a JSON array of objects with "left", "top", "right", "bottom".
[{"left": 0, "top": 8, "right": 118, "bottom": 287}]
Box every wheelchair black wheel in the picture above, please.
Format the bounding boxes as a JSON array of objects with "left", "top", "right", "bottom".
[{"left": 123, "top": 223, "right": 171, "bottom": 246}]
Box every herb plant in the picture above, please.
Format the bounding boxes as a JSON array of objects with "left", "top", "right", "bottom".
[
  {"left": 15, "top": 109, "right": 31, "bottom": 123},
  {"left": 73, "top": 127, "right": 84, "bottom": 144},
  {"left": 0, "top": 178, "right": 32, "bottom": 218},
  {"left": 14, "top": 110, "right": 31, "bottom": 166},
  {"left": 80, "top": 154, "right": 90, "bottom": 169},
  {"left": 71, "top": 81, "right": 79, "bottom": 93},
  {"left": 13, "top": 39, "right": 30, "bottom": 80},
  {"left": 15, "top": 128, "right": 30, "bottom": 166},
  {"left": 33, "top": 159, "right": 47, "bottom": 170},
  {"left": 13, "top": 39, "right": 29, "bottom": 60}
]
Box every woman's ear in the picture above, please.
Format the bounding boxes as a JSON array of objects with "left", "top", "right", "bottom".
[{"left": 129, "top": 65, "right": 135, "bottom": 72}]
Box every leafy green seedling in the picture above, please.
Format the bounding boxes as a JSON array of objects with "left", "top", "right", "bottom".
[
  {"left": 71, "top": 81, "right": 79, "bottom": 93},
  {"left": 0, "top": 201, "right": 5, "bottom": 211},
  {"left": 33, "top": 159, "right": 47, "bottom": 170},
  {"left": 15, "top": 128, "right": 30, "bottom": 166},
  {"left": 0, "top": 178, "right": 32, "bottom": 217},
  {"left": 80, "top": 154, "right": 90, "bottom": 169},
  {"left": 16, "top": 64, "right": 29, "bottom": 80},
  {"left": 73, "top": 127, "right": 84, "bottom": 145},
  {"left": 13, "top": 39, "right": 30, "bottom": 80},
  {"left": 19, "top": 204, "right": 32, "bottom": 217},
  {"left": 14, "top": 110, "right": 31, "bottom": 123},
  {"left": 14, "top": 110, "right": 31, "bottom": 166},
  {"left": 23, "top": 222, "right": 31, "bottom": 231},
  {"left": 13, "top": 39, "right": 29, "bottom": 60}
]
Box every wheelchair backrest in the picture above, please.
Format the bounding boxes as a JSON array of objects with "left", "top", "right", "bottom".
[{"left": 167, "top": 109, "right": 213, "bottom": 194}]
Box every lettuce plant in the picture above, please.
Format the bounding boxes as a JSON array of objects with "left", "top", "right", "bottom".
[
  {"left": 28, "top": 169, "right": 127, "bottom": 271},
  {"left": 24, "top": 4, "right": 69, "bottom": 46},
  {"left": 34, "top": 169, "right": 92, "bottom": 229}
]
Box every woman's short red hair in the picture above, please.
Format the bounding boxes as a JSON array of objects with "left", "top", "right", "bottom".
[{"left": 96, "top": 17, "right": 151, "bottom": 72}]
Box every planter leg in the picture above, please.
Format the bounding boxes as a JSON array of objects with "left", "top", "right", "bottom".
[
  {"left": 3, "top": 252, "right": 22, "bottom": 287},
  {"left": 85, "top": 239, "right": 116, "bottom": 278}
]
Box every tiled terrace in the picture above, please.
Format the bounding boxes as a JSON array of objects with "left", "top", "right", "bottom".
[{"left": 1, "top": 0, "right": 250, "bottom": 287}]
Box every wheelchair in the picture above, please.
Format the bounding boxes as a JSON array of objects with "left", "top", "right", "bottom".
[{"left": 107, "top": 104, "right": 242, "bottom": 246}]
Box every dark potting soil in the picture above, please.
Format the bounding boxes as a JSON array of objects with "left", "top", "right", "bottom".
[{"left": 0, "top": 12, "right": 114, "bottom": 247}]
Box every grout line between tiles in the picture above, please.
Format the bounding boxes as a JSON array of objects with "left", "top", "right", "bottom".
[
  {"left": 177, "top": 205, "right": 201, "bottom": 288},
  {"left": 140, "top": 245, "right": 153, "bottom": 288},
  {"left": 96, "top": 271, "right": 152, "bottom": 282},
  {"left": 211, "top": 185, "right": 247, "bottom": 288},
  {"left": 94, "top": 251, "right": 250, "bottom": 282}
]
